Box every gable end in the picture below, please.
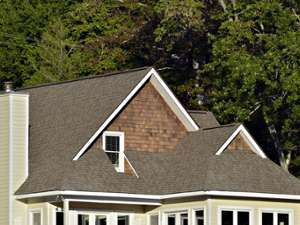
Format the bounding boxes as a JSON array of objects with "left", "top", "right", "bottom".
[{"left": 216, "top": 124, "right": 267, "bottom": 158}]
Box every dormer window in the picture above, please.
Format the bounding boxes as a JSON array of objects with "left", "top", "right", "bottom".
[{"left": 103, "top": 131, "right": 125, "bottom": 172}]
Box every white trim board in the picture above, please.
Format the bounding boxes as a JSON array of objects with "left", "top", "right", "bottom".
[
  {"left": 15, "top": 190, "right": 300, "bottom": 201},
  {"left": 73, "top": 68, "right": 198, "bottom": 161},
  {"left": 215, "top": 124, "right": 267, "bottom": 158}
]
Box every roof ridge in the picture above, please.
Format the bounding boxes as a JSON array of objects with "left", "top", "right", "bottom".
[
  {"left": 203, "top": 123, "right": 241, "bottom": 130},
  {"left": 17, "top": 67, "right": 152, "bottom": 91}
]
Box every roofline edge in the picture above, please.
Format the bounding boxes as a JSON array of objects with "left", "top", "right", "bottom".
[{"left": 15, "top": 190, "right": 300, "bottom": 201}]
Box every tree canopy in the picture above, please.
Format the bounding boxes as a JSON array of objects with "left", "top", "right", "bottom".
[{"left": 0, "top": 0, "right": 299, "bottom": 175}]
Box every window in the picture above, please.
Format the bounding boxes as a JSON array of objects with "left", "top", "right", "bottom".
[
  {"left": 165, "top": 211, "right": 188, "bottom": 225},
  {"left": 261, "top": 210, "right": 292, "bottom": 225},
  {"left": 219, "top": 208, "right": 251, "bottom": 225},
  {"left": 194, "top": 210, "right": 205, "bottom": 225},
  {"left": 56, "top": 211, "right": 63, "bottom": 225},
  {"left": 167, "top": 214, "right": 176, "bottom": 225},
  {"left": 103, "top": 131, "right": 125, "bottom": 172},
  {"left": 150, "top": 214, "right": 159, "bottom": 225},
  {"left": 180, "top": 213, "right": 188, "bottom": 225},
  {"left": 29, "top": 210, "right": 42, "bottom": 225},
  {"left": 118, "top": 215, "right": 130, "bottom": 225},
  {"left": 95, "top": 215, "right": 107, "bottom": 225},
  {"left": 78, "top": 214, "right": 89, "bottom": 225}
]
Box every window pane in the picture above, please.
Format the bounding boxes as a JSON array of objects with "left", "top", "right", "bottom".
[
  {"left": 105, "top": 136, "right": 120, "bottom": 152},
  {"left": 278, "top": 213, "right": 289, "bottom": 225},
  {"left": 33, "top": 212, "right": 41, "bottom": 225},
  {"left": 96, "top": 215, "right": 107, "bottom": 225},
  {"left": 56, "top": 212, "right": 63, "bottom": 225},
  {"left": 222, "top": 211, "right": 233, "bottom": 225},
  {"left": 106, "top": 152, "right": 119, "bottom": 165},
  {"left": 167, "top": 214, "right": 176, "bottom": 225},
  {"left": 262, "top": 213, "right": 273, "bottom": 225},
  {"left": 180, "top": 213, "right": 188, "bottom": 225},
  {"left": 195, "top": 210, "right": 204, "bottom": 225},
  {"left": 78, "top": 214, "right": 89, "bottom": 225},
  {"left": 238, "top": 211, "right": 249, "bottom": 225},
  {"left": 150, "top": 215, "right": 159, "bottom": 225},
  {"left": 118, "top": 215, "right": 129, "bottom": 225}
]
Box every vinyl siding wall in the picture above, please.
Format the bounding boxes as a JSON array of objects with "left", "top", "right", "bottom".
[
  {"left": 0, "top": 93, "right": 29, "bottom": 225},
  {"left": 0, "top": 95, "right": 9, "bottom": 225},
  {"left": 11, "top": 94, "right": 29, "bottom": 225}
]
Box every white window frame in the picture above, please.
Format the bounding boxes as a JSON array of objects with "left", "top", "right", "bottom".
[
  {"left": 192, "top": 207, "right": 206, "bottom": 225},
  {"left": 259, "top": 208, "right": 294, "bottom": 225},
  {"left": 102, "top": 131, "right": 125, "bottom": 172},
  {"left": 218, "top": 206, "right": 253, "bottom": 225},
  {"left": 148, "top": 213, "right": 159, "bottom": 225},
  {"left": 29, "top": 208, "right": 43, "bottom": 225},
  {"left": 163, "top": 209, "right": 189, "bottom": 225},
  {"left": 117, "top": 213, "right": 133, "bottom": 225}
]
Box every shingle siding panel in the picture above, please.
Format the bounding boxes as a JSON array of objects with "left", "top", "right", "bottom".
[{"left": 105, "top": 82, "right": 187, "bottom": 152}]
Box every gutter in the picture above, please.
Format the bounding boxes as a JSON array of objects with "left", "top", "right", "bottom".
[{"left": 15, "top": 190, "right": 300, "bottom": 202}]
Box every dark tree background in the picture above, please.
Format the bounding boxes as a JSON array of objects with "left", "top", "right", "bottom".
[{"left": 0, "top": 0, "right": 299, "bottom": 175}]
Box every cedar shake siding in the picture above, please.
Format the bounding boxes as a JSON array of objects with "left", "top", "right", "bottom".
[
  {"left": 94, "top": 81, "right": 187, "bottom": 154},
  {"left": 226, "top": 132, "right": 253, "bottom": 153},
  {"left": 106, "top": 82, "right": 187, "bottom": 152}
]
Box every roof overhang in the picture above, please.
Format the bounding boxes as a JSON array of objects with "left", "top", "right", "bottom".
[
  {"left": 15, "top": 190, "right": 300, "bottom": 202},
  {"left": 73, "top": 68, "right": 199, "bottom": 160},
  {"left": 215, "top": 124, "right": 267, "bottom": 158}
]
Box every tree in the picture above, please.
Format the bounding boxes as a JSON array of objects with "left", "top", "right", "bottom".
[
  {"left": 201, "top": 1, "right": 300, "bottom": 171},
  {"left": 26, "top": 20, "right": 83, "bottom": 85}
]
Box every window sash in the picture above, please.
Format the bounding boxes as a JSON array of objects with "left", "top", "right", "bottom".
[
  {"left": 29, "top": 210, "right": 42, "bottom": 225},
  {"left": 261, "top": 211, "right": 291, "bottom": 225},
  {"left": 102, "top": 131, "right": 125, "bottom": 172},
  {"left": 219, "top": 209, "right": 251, "bottom": 225}
]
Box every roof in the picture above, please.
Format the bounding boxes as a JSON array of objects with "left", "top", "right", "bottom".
[
  {"left": 15, "top": 67, "right": 300, "bottom": 198},
  {"left": 189, "top": 110, "right": 220, "bottom": 128}
]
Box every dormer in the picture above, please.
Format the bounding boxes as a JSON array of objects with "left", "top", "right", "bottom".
[{"left": 73, "top": 68, "right": 199, "bottom": 173}]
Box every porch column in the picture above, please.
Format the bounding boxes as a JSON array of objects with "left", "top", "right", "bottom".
[{"left": 63, "top": 199, "right": 70, "bottom": 225}]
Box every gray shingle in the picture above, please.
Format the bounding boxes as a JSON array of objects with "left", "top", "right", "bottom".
[{"left": 15, "top": 68, "right": 300, "bottom": 197}]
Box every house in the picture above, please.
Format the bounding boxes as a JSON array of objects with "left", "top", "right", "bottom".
[{"left": 1, "top": 67, "right": 300, "bottom": 225}]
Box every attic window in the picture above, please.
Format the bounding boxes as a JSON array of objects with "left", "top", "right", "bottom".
[{"left": 103, "top": 131, "right": 125, "bottom": 172}]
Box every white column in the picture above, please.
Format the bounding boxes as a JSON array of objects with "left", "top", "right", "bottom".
[{"left": 63, "top": 199, "right": 69, "bottom": 225}]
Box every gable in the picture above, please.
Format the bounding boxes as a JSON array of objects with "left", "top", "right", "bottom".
[
  {"left": 225, "top": 132, "right": 254, "bottom": 153},
  {"left": 103, "top": 82, "right": 187, "bottom": 152},
  {"left": 216, "top": 124, "right": 267, "bottom": 158},
  {"left": 73, "top": 68, "right": 198, "bottom": 160}
]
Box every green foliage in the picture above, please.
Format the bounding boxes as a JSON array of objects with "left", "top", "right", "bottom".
[
  {"left": 0, "top": 0, "right": 300, "bottom": 173},
  {"left": 202, "top": 1, "right": 300, "bottom": 169}
]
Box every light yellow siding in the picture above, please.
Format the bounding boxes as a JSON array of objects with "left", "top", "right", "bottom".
[
  {"left": 11, "top": 94, "right": 29, "bottom": 225},
  {"left": 28, "top": 203, "right": 56, "bottom": 225},
  {"left": 0, "top": 95, "right": 9, "bottom": 225},
  {"left": 0, "top": 93, "right": 29, "bottom": 225}
]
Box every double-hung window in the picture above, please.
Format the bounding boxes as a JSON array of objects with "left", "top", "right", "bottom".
[
  {"left": 103, "top": 131, "right": 125, "bottom": 172},
  {"left": 219, "top": 208, "right": 251, "bottom": 225},
  {"left": 261, "top": 209, "right": 292, "bottom": 225}
]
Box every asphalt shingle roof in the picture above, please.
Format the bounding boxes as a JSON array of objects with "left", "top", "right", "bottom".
[{"left": 15, "top": 67, "right": 300, "bottom": 196}]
